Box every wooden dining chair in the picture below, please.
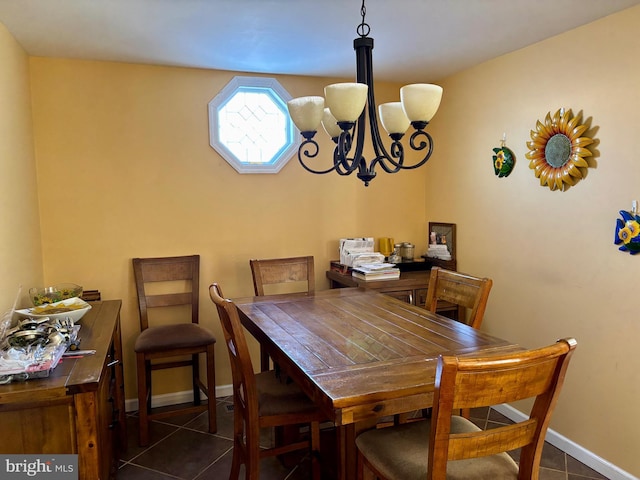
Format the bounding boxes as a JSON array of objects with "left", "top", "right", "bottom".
[
  {"left": 133, "top": 255, "right": 217, "bottom": 446},
  {"left": 249, "top": 256, "right": 315, "bottom": 371},
  {"left": 424, "top": 267, "right": 493, "bottom": 330},
  {"left": 209, "top": 283, "right": 323, "bottom": 480},
  {"left": 416, "top": 267, "right": 493, "bottom": 421},
  {"left": 356, "top": 338, "right": 577, "bottom": 480}
]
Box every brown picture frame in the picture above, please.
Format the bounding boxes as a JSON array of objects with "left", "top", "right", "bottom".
[{"left": 428, "top": 222, "right": 456, "bottom": 262}]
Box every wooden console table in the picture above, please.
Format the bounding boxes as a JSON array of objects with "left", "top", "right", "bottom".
[
  {"left": 0, "top": 300, "right": 126, "bottom": 479},
  {"left": 327, "top": 269, "right": 431, "bottom": 306},
  {"left": 327, "top": 269, "right": 459, "bottom": 318}
]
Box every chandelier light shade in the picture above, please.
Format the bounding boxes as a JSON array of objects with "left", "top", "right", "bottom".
[
  {"left": 287, "top": 96, "right": 325, "bottom": 132},
  {"left": 286, "top": 0, "right": 443, "bottom": 186},
  {"left": 322, "top": 108, "right": 342, "bottom": 139},
  {"left": 324, "top": 83, "right": 369, "bottom": 123},
  {"left": 400, "top": 84, "right": 443, "bottom": 124},
  {"left": 378, "top": 102, "right": 411, "bottom": 136}
]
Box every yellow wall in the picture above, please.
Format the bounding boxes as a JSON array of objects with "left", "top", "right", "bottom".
[
  {"left": 428, "top": 6, "right": 640, "bottom": 475},
  {"left": 0, "top": 23, "right": 43, "bottom": 310},
  {"left": 27, "top": 59, "right": 430, "bottom": 394}
]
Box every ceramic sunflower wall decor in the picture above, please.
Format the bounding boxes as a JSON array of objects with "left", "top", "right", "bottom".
[
  {"left": 492, "top": 133, "right": 515, "bottom": 178},
  {"left": 614, "top": 208, "right": 640, "bottom": 254},
  {"left": 525, "top": 108, "right": 594, "bottom": 191}
]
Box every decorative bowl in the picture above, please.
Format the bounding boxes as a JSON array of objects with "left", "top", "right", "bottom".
[
  {"left": 16, "top": 297, "right": 92, "bottom": 324},
  {"left": 29, "top": 283, "right": 83, "bottom": 306}
]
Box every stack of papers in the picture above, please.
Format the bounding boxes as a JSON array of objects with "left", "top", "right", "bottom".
[
  {"left": 352, "top": 263, "right": 400, "bottom": 281},
  {"left": 340, "top": 238, "right": 385, "bottom": 267},
  {"left": 426, "top": 244, "right": 452, "bottom": 260}
]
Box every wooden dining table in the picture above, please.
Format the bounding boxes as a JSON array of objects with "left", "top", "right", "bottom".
[{"left": 234, "top": 287, "right": 521, "bottom": 479}]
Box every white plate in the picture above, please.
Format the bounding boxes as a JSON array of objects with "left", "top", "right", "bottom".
[{"left": 15, "top": 297, "right": 92, "bottom": 323}]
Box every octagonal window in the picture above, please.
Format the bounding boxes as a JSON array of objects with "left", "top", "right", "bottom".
[{"left": 208, "top": 76, "right": 299, "bottom": 174}]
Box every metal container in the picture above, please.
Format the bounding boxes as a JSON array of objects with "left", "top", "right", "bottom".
[
  {"left": 388, "top": 244, "right": 403, "bottom": 264},
  {"left": 400, "top": 242, "right": 415, "bottom": 261}
]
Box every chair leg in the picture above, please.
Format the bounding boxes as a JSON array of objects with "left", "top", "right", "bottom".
[
  {"left": 136, "top": 353, "right": 150, "bottom": 446},
  {"left": 145, "top": 360, "right": 152, "bottom": 412},
  {"left": 229, "top": 447, "right": 242, "bottom": 480},
  {"left": 230, "top": 416, "right": 244, "bottom": 480},
  {"left": 192, "top": 353, "right": 201, "bottom": 406},
  {"left": 246, "top": 430, "right": 261, "bottom": 480},
  {"left": 357, "top": 454, "right": 377, "bottom": 480},
  {"left": 206, "top": 343, "right": 217, "bottom": 433}
]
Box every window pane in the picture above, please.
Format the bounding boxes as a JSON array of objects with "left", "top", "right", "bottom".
[{"left": 218, "top": 90, "right": 287, "bottom": 164}]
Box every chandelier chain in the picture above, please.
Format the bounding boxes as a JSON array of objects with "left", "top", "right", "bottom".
[{"left": 357, "top": 0, "right": 370, "bottom": 38}]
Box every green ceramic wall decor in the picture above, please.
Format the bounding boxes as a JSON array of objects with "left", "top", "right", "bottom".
[
  {"left": 492, "top": 134, "right": 515, "bottom": 177},
  {"left": 525, "top": 108, "right": 594, "bottom": 191}
]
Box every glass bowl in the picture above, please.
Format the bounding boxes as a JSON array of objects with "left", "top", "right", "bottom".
[{"left": 29, "top": 283, "right": 83, "bottom": 306}]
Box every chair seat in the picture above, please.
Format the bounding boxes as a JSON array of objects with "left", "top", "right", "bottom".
[
  {"left": 356, "top": 416, "right": 518, "bottom": 480},
  {"left": 256, "top": 371, "right": 320, "bottom": 417},
  {"left": 134, "top": 323, "right": 216, "bottom": 353}
]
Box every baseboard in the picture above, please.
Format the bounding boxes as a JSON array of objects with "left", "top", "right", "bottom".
[
  {"left": 124, "top": 384, "right": 234, "bottom": 413},
  {"left": 493, "top": 404, "right": 638, "bottom": 480}
]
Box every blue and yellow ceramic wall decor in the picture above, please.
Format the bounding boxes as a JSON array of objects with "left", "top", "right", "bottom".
[{"left": 614, "top": 209, "right": 640, "bottom": 255}]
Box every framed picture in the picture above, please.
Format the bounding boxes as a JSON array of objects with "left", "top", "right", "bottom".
[{"left": 428, "top": 222, "right": 456, "bottom": 262}]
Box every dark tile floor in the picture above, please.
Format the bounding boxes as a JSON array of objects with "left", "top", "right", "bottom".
[{"left": 117, "top": 397, "right": 609, "bottom": 479}]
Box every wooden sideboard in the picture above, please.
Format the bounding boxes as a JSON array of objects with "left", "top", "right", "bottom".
[
  {"left": 0, "top": 300, "right": 126, "bottom": 479},
  {"left": 327, "top": 269, "right": 430, "bottom": 306},
  {"left": 326, "top": 269, "right": 459, "bottom": 319}
]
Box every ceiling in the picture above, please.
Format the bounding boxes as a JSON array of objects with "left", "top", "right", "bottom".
[{"left": 1, "top": 0, "right": 638, "bottom": 84}]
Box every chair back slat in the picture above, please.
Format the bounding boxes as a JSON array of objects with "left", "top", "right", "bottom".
[
  {"left": 433, "top": 277, "right": 482, "bottom": 309},
  {"left": 427, "top": 338, "right": 577, "bottom": 480},
  {"left": 447, "top": 420, "right": 537, "bottom": 460},
  {"left": 138, "top": 261, "right": 195, "bottom": 282},
  {"left": 250, "top": 256, "right": 315, "bottom": 296},
  {"left": 145, "top": 292, "right": 193, "bottom": 309},
  {"left": 452, "top": 356, "right": 561, "bottom": 408},
  {"left": 133, "top": 255, "right": 200, "bottom": 330},
  {"left": 425, "top": 267, "right": 493, "bottom": 329}
]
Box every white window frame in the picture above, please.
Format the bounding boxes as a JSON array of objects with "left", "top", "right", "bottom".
[{"left": 208, "top": 76, "right": 299, "bottom": 174}]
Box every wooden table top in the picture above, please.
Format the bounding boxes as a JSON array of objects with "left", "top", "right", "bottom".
[{"left": 234, "top": 288, "right": 520, "bottom": 426}]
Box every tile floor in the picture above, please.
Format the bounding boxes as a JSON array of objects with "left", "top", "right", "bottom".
[{"left": 116, "top": 397, "right": 609, "bottom": 480}]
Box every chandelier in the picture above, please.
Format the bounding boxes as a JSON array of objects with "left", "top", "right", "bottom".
[{"left": 286, "top": 0, "right": 443, "bottom": 186}]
